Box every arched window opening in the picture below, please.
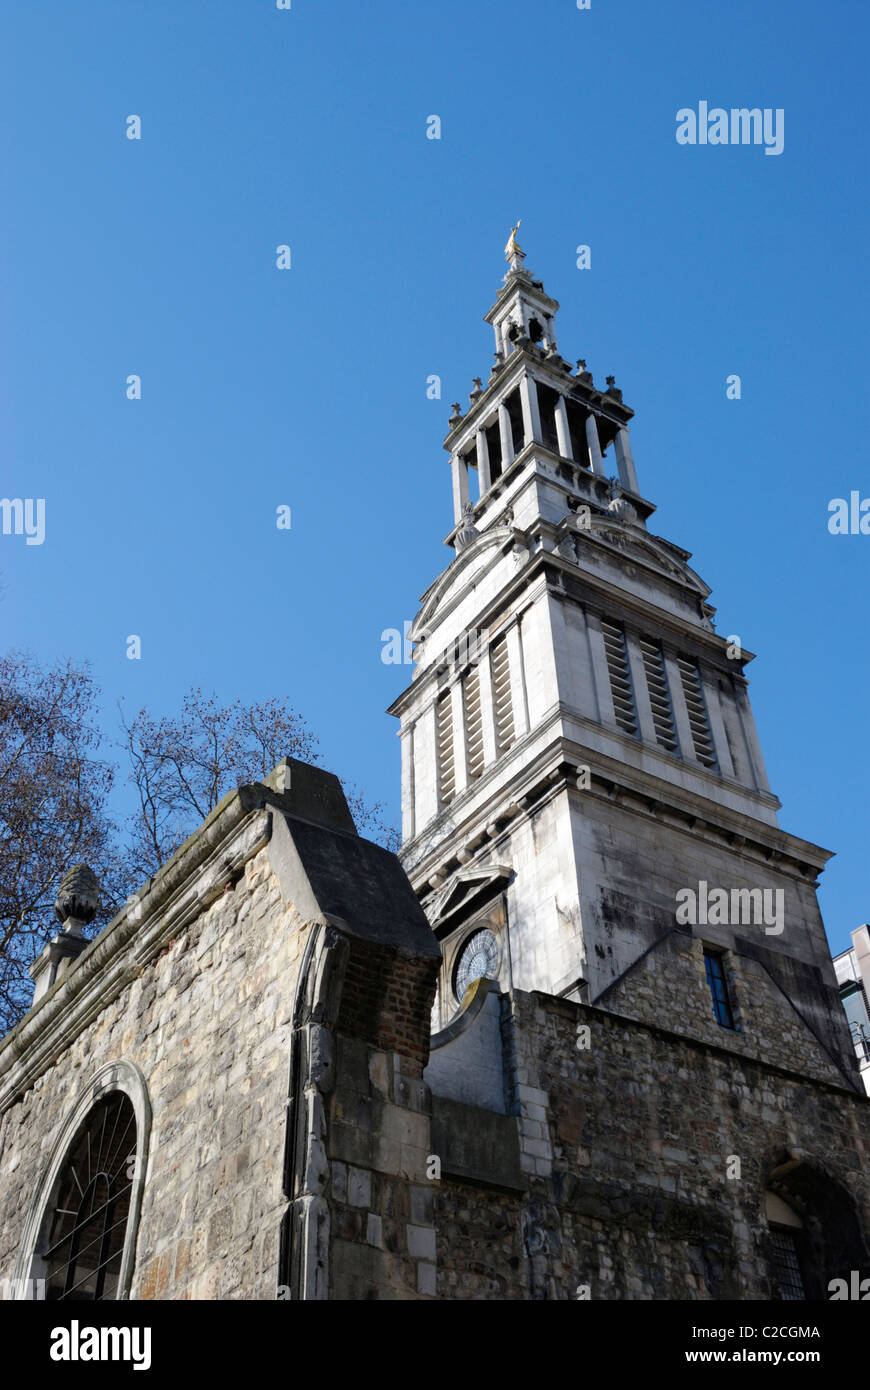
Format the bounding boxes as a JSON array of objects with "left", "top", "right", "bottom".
[
  {"left": 765, "top": 1159, "right": 868, "bottom": 1301},
  {"left": 40, "top": 1091, "right": 136, "bottom": 1301},
  {"left": 765, "top": 1191, "right": 806, "bottom": 1300}
]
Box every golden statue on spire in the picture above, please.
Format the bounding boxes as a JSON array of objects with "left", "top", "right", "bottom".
[{"left": 504, "top": 220, "right": 523, "bottom": 262}]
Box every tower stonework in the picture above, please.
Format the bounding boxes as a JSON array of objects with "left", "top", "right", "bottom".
[{"left": 389, "top": 239, "right": 870, "bottom": 1298}]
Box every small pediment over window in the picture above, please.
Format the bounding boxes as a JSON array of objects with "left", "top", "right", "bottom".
[{"left": 432, "top": 864, "right": 512, "bottom": 934}]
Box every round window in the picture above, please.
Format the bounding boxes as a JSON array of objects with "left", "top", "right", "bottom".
[{"left": 453, "top": 928, "right": 499, "bottom": 1003}]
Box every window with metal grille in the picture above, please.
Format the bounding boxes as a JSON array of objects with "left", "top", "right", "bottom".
[
  {"left": 704, "top": 949, "right": 736, "bottom": 1029},
  {"left": 490, "top": 635, "right": 515, "bottom": 753},
  {"left": 41, "top": 1091, "right": 137, "bottom": 1301},
  {"left": 463, "top": 665, "right": 484, "bottom": 782},
  {"left": 600, "top": 619, "right": 638, "bottom": 736},
  {"left": 639, "top": 637, "right": 678, "bottom": 751},
  {"left": 676, "top": 656, "right": 717, "bottom": 768},
  {"left": 436, "top": 690, "right": 456, "bottom": 805},
  {"left": 769, "top": 1228, "right": 807, "bottom": 1300}
]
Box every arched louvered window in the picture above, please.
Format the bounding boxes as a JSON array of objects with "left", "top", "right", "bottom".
[
  {"left": 40, "top": 1091, "right": 137, "bottom": 1301},
  {"left": 436, "top": 690, "right": 456, "bottom": 805},
  {"left": 639, "top": 637, "right": 678, "bottom": 752},
  {"left": 600, "top": 619, "right": 638, "bottom": 736},
  {"left": 463, "top": 665, "right": 485, "bottom": 782},
  {"left": 490, "top": 635, "right": 515, "bottom": 753},
  {"left": 676, "top": 656, "right": 718, "bottom": 769}
]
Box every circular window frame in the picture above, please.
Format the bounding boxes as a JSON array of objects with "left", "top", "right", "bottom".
[
  {"left": 452, "top": 927, "right": 500, "bottom": 1005},
  {"left": 12, "top": 1058, "right": 151, "bottom": 1302}
]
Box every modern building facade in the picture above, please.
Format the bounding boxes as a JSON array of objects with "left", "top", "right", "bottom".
[{"left": 834, "top": 926, "right": 870, "bottom": 1096}]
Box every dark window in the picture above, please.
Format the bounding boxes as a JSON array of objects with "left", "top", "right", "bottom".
[
  {"left": 704, "top": 950, "right": 735, "bottom": 1029},
  {"left": 41, "top": 1091, "right": 137, "bottom": 1301},
  {"left": 769, "top": 1227, "right": 806, "bottom": 1300}
]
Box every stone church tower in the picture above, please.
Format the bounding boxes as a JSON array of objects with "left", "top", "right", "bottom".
[
  {"left": 390, "top": 234, "right": 843, "bottom": 1043},
  {"left": 0, "top": 236, "right": 867, "bottom": 1303},
  {"left": 386, "top": 235, "right": 870, "bottom": 1297}
]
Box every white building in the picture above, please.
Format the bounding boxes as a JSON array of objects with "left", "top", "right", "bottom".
[{"left": 834, "top": 926, "right": 870, "bottom": 1096}]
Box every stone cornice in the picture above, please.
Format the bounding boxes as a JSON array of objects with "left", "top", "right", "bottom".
[
  {"left": 0, "top": 768, "right": 329, "bottom": 1111},
  {"left": 402, "top": 723, "right": 829, "bottom": 903},
  {"left": 386, "top": 533, "right": 743, "bottom": 722}
]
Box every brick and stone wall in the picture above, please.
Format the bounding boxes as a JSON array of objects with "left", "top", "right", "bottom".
[
  {"left": 0, "top": 761, "right": 442, "bottom": 1302},
  {"left": 432, "top": 988, "right": 870, "bottom": 1300}
]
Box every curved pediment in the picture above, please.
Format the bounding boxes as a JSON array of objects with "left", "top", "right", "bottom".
[
  {"left": 413, "top": 527, "right": 514, "bottom": 638},
  {"left": 584, "top": 520, "right": 711, "bottom": 598}
]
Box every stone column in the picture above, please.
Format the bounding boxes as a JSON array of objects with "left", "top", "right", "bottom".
[
  {"left": 450, "top": 452, "right": 470, "bottom": 524},
  {"left": 662, "top": 646, "right": 697, "bottom": 764},
  {"left": 585, "top": 611, "right": 616, "bottom": 727},
  {"left": 476, "top": 641, "right": 498, "bottom": 767},
  {"left": 505, "top": 619, "right": 530, "bottom": 738},
  {"left": 586, "top": 413, "right": 605, "bottom": 476},
  {"left": 699, "top": 665, "right": 736, "bottom": 779},
  {"left": 614, "top": 428, "right": 639, "bottom": 493},
  {"left": 734, "top": 683, "right": 772, "bottom": 793},
  {"left": 476, "top": 428, "right": 492, "bottom": 495},
  {"left": 400, "top": 722, "right": 416, "bottom": 843},
  {"left": 554, "top": 395, "right": 573, "bottom": 460},
  {"left": 498, "top": 402, "right": 515, "bottom": 471},
  {"left": 414, "top": 700, "right": 439, "bottom": 827},
  {"left": 519, "top": 375, "right": 542, "bottom": 449}
]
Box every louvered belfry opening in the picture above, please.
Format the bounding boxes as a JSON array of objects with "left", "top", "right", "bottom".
[
  {"left": 677, "top": 655, "right": 718, "bottom": 768},
  {"left": 436, "top": 690, "right": 456, "bottom": 804},
  {"left": 640, "top": 637, "right": 678, "bottom": 752},
  {"left": 601, "top": 618, "right": 638, "bottom": 736},
  {"left": 42, "top": 1091, "right": 136, "bottom": 1301},
  {"left": 463, "top": 665, "right": 484, "bottom": 782},
  {"left": 490, "top": 634, "right": 515, "bottom": 754}
]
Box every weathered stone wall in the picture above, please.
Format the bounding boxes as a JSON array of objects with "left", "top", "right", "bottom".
[
  {"left": 598, "top": 929, "right": 850, "bottom": 1089},
  {"left": 0, "top": 762, "right": 443, "bottom": 1303},
  {"left": 568, "top": 788, "right": 853, "bottom": 1070},
  {"left": 0, "top": 847, "right": 301, "bottom": 1300},
  {"left": 326, "top": 1035, "right": 436, "bottom": 1299},
  {"left": 432, "top": 989, "right": 870, "bottom": 1300}
]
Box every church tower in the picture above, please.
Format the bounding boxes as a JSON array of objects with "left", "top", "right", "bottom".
[{"left": 389, "top": 232, "right": 854, "bottom": 1082}]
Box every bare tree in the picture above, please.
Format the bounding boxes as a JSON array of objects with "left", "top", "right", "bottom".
[
  {"left": 0, "top": 653, "right": 121, "bottom": 1033},
  {"left": 0, "top": 670, "right": 399, "bottom": 1034},
  {"left": 119, "top": 686, "right": 399, "bottom": 880}
]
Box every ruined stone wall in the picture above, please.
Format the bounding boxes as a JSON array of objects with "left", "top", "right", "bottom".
[
  {"left": 0, "top": 764, "right": 444, "bottom": 1304},
  {"left": 0, "top": 848, "right": 301, "bottom": 1300},
  {"left": 325, "top": 1034, "right": 436, "bottom": 1299},
  {"left": 433, "top": 989, "right": 870, "bottom": 1300}
]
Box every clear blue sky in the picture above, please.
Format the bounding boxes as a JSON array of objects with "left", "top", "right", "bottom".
[{"left": 2, "top": 0, "right": 867, "bottom": 955}]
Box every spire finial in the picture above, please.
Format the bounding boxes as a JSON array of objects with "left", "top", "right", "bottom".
[{"left": 504, "top": 220, "right": 525, "bottom": 271}]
